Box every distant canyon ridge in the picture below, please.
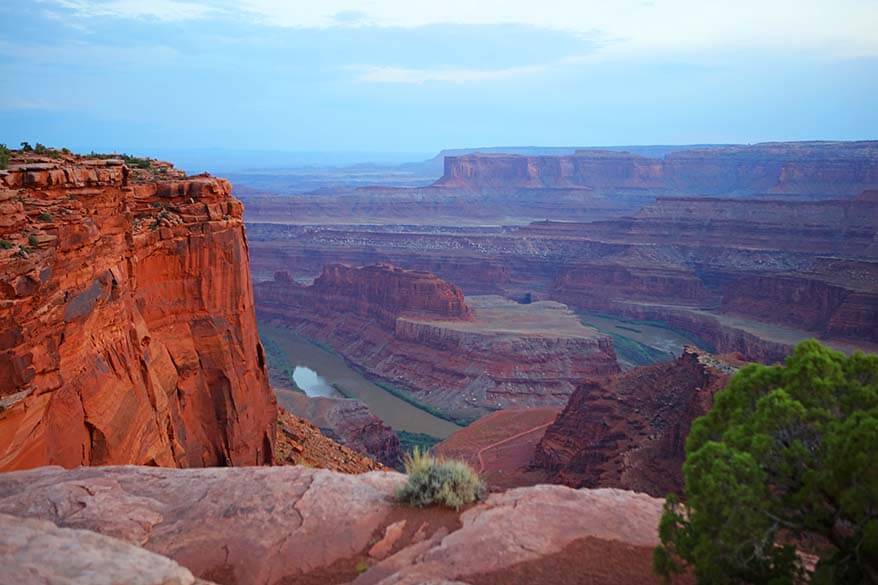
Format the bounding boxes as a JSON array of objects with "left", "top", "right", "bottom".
[{"left": 244, "top": 141, "right": 878, "bottom": 369}]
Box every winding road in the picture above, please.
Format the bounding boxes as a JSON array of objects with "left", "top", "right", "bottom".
[{"left": 475, "top": 421, "right": 555, "bottom": 473}]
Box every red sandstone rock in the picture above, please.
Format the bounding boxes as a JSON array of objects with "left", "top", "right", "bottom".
[
  {"left": 0, "top": 465, "right": 680, "bottom": 585},
  {"left": 279, "top": 391, "right": 403, "bottom": 468},
  {"left": 436, "top": 142, "right": 878, "bottom": 197},
  {"left": 0, "top": 513, "right": 213, "bottom": 585},
  {"left": 533, "top": 347, "right": 735, "bottom": 496},
  {"left": 255, "top": 266, "right": 619, "bottom": 419},
  {"left": 0, "top": 153, "right": 276, "bottom": 470},
  {"left": 274, "top": 407, "right": 386, "bottom": 473}
]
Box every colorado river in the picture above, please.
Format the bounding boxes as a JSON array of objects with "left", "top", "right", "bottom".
[{"left": 259, "top": 323, "right": 461, "bottom": 438}]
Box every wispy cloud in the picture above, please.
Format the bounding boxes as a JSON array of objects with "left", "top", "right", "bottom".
[
  {"left": 0, "top": 99, "right": 57, "bottom": 111},
  {"left": 349, "top": 64, "right": 547, "bottom": 84},
  {"left": 41, "top": 0, "right": 218, "bottom": 21}
]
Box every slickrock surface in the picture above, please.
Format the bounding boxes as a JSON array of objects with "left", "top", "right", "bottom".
[
  {"left": 534, "top": 347, "right": 735, "bottom": 496},
  {"left": 255, "top": 265, "right": 619, "bottom": 419},
  {"left": 0, "top": 153, "right": 276, "bottom": 470},
  {"left": 0, "top": 512, "right": 215, "bottom": 585},
  {"left": 274, "top": 407, "right": 385, "bottom": 472},
  {"left": 0, "top": 465, "right": 683, "bottom": 585}
]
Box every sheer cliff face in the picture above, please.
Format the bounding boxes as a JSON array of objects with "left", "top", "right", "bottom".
[
  {"left": 0, "top": 155, "right": 276, "bottom": 471},
  {"left": 533, "top": 348, "right": 734, "bottom": 497},
  {"left": 436, "top": 142, "right": 878, "bottom": 197}
]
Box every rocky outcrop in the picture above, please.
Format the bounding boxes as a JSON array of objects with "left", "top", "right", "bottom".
[
  {"left": 0, "top": 465, "right": 683, "bottom": 585},
  {"left": 437, "top": 142, "right": 878, "bottom": 197},
  {"left": 533, "top": 347, "right": 735, "bottom": 496},
  {"left": 274, "top": 408, "right": 386, "bottom": 473},
  {"left": 0, "top": 152, "right": 276, "bottom": 470},
  {"left": 0, "top": 513, "right": 214, "bottom": 585},
  {"left": 280, "top": 391, "right": 403, "bottom": 468},
  {"left": 256, "top": 265, "right": 619, "bottom": 420}
]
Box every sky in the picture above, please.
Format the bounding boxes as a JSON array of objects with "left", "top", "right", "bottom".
[{"left": 1, "top": 0, "right": 877, "bottom": 160}]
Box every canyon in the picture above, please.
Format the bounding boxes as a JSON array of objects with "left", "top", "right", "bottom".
[
  {"left": 246, "top": 191, "right": 878, "bottom": 365},
  {"left": 0, "top": 153, "right": 277, "bottom": 470},
  {"left": 255, "top": 263, "right": 619, "bottom": 422},
  {"left": 1, "top": 142, "right": 875, "bottom": 584}
]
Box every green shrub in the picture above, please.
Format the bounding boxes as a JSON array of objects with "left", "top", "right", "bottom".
[
  {"left": 0, "top": 144, "right": 10, "bottom": 169},
  {"left": 34, "top": 143, "right": 48, "bottom": 154},
  {"left": 20, "top": 141, "right": 32, "bottom": 152},
  {"left": 396, "top": 447, "right": 484, "bottom": 510},
  {"left": 38, "top": 212, "right": 52, "bottom": 222},
  {"left": 655, "top": 340, "right": 878, "bottom": 584},
  {"left": 28, "top": 234, "right": 38, "bottom": 248},
  {"left": 0, "top": 239, "right": 12, "bottom": 250}
]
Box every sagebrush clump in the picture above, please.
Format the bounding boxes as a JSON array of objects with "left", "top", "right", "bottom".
[{"left": 396, "top": 447, "right": 484, "bottom": 510}]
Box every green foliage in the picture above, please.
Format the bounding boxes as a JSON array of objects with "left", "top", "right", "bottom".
[
  {"left": 0, "top": 144, "right": 10, "bottom": 169},
  {"left": 34, "top": 143, "right": 48, "bottom": 154},
  {"left": 396, "top": 431, "right": 442, "bottom": 456},
  {"left": 20, "top": 141, "right": 32, "bottom": 152},
  {"left": 37, "top": 212, "right": 52, "bottom": 222},
  {"left": 121, "top": 154, "right": 152, "bottom": 169},
  {"left": 27, "top": 234, "right": 38, "bottom": 248},
  {"left": 655, "top": 340, "right": 878, "bottom": 584},
  {"left": 396, "top": 447, "right": 484, "bottom": 510},
  {"left": 0, "top": 239, "right": 12, "bottom": 250}
]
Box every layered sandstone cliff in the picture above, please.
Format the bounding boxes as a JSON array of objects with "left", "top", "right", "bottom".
[
  {"left": 533, "top": 347, "right": 735, "bottom": 496},
  {"left": 255, "top": 264, "right": 618, "bottom": 420},
  {"left": 436, "top": 141, "right": 878, "bottom": 197},
  {"left": 0, "top": 152, "right": 276, "bottom": 470}
]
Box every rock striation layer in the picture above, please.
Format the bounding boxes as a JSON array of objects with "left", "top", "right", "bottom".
[
  {"left": 247, "top": 190, "right": 878, "bottom": 361},
  {"left": 533, "top": 347, "right": 735, "bottom": 496},
  {"left": 255, "top": 264, "right": 619, "bottom": 419},
  {"left": 437, "top": 142, "right": 878, "bottom": 197},
  {"left": 0, "top": 465, "right": 684, "bottom": 585},
  {"left": 0, "top": 153, "right": 276, "bottom": 470}
]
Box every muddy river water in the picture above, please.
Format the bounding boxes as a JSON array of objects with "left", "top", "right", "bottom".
[{"left": 259, "top": 324, "right": 461, "bottom": 438}]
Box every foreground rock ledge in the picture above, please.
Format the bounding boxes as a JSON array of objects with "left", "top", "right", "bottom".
[{"left": 0, "top": 465, "right": 687, "bottom": 585}]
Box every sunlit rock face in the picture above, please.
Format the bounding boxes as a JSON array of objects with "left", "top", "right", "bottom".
[{"left": 0, "top": 153, "right": 276, "bottom": 470}]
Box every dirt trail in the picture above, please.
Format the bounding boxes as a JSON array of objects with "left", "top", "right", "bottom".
[{"left": 476, "top": 422, "right": 555, "bottom": 473}]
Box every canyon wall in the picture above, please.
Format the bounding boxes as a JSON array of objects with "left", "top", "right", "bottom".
[
  {"left": 255, "top": 264, "right": 618, "bottom": 420},
  {"left": 533, "top": 348, "right": 735, "bottom": 496},
  {"left": 247, "top": 190, "right": 878, "bottom": 361},
  {"left": 0, "top": 154, "right": 276, "bottom": 470},
  {"left": 436, "top": 141, "right": 878, "bottom": 197}
]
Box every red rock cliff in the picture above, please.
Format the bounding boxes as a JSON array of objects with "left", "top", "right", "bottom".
[
  {"left": 436, "top": 141, "right": 878, "bottom": 197},
  {"left": 310, "top": 262, "right": 473, "bottom": 326},
  {"left": 533, "top": 347, "right": 735, "bottom": 496},
  {"left": 0, "top": 153, "right": 276, "bottom": 470}
]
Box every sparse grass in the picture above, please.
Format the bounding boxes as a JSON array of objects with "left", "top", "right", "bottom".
[
  {"left": 396, "top": 447, "right": 484, "bottom": 510},
  {"left": 0, "top": 239, "right": 13, "bottom": 250}
]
